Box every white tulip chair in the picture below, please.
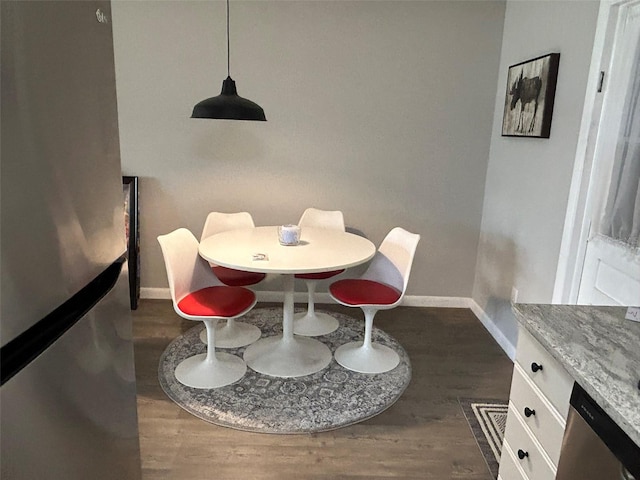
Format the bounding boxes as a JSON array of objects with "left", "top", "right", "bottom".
[
  {"left": 158, "top": 228, "right": 257, "bottom": 388},
  {"left": 329, "top": 227, "right": 420, "bottom": 374},
  {"left": 198, "top": 212, "right": 263, "bottom": 348},
  {"left": 293, "top": 208, "right": 346, "bottom": 336}
]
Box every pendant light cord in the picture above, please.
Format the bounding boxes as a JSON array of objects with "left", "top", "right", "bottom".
[{"left": 226, "top": 0, "right": 230, "bottom": 77}]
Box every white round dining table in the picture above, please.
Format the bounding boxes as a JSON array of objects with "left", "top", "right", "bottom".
[{"left": 198, "top": 226, "right": 376, "bottom": 378}]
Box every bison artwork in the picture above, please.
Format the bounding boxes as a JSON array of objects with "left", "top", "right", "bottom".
[
  {"left": 502, "top": 53, "right": 560, "bottom": 138},
  {"left": 509, "top": 72, "right": 543, "bottom": 133}
]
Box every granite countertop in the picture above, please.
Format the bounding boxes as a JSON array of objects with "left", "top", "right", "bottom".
[{"left": 512, "top": 303, "right": 640, "bottom": 447}]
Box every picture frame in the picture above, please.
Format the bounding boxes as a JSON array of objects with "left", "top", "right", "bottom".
[
  {"left": 123, "top": 176, "right": 140, "bottom": 310},
  {"left": 502, "top": 53, "right": 560, "bottom": 138}
]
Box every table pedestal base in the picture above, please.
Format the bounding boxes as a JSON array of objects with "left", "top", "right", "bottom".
[{"left": 243, "top": 335, "right": 331, "bottom": 378}]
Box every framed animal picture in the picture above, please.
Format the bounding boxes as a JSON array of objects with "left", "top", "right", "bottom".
[{"left": 502, "top": 53, "right": 560, "bottom": 138}]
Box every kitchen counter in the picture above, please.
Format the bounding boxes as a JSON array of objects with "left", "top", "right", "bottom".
[{"left": 512, "top": 303, "right": 640, "bottom": 447}]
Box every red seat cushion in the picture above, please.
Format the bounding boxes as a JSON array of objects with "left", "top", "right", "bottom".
[
  {"left": 295, "top": 269, "right": 344, "bottom": 280},
  {"left": 212, "top": 266, "right": 266, "bottom": 287},
  {"left": 330, "top": 279, "right": 401, "bottom": 306},
  {"left": 178, "top": 286, "right": 256, "bottom": 317}
]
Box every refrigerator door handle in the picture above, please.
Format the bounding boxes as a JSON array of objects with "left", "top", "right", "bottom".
[{"left": 1, "top": 254, "right": 126, "bottom": 386}]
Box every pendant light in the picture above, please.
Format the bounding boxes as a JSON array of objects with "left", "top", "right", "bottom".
[{"left": 191, "top": 0, "right": 266, "bottom": 121}]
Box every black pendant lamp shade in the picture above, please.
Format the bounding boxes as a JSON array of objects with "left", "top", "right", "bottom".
[
  {"left": 191, "top": 76, "right": 266, "bottom": 121},
  {"left": 191, "top": 0, "right": 266, "bottom": 121}
]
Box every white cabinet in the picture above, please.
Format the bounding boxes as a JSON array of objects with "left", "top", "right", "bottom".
[{"left": 498, "top": 328, "right": 573, "bottom": 480}]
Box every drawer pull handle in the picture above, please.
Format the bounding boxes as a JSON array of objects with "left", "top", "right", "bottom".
[
  {"left": 524, "top": 407, "right": 536, "bottom": 417},
  {"left": 517, "top": 449, "right": 529, "bottom": 460},
  {"left": 531, "top": 362, "right": 543, "bottom": 373}
]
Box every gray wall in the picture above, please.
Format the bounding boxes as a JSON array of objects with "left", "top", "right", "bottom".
[
  {"left": 472, "top": 0, "right": 601, "bottom": 349},
  {"left": 111, "top": 0, "right": 506, "bottom": 296}
]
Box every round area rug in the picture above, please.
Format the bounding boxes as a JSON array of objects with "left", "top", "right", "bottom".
[{"left": 158, "top": 307, "right": 411, "bottom": 434}]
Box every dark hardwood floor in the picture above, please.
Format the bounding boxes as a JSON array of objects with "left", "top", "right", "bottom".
[{"left": 132, "top": 300, "right": 513, "bottom": 479}]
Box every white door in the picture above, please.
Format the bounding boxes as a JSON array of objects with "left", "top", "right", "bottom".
[{"left": 577, "top": 0, "right": 640, "bottom": 306}]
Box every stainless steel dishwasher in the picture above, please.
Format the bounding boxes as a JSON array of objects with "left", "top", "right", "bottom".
[{"left": 555, "top": 382, "right": 640, "bottom": 480}]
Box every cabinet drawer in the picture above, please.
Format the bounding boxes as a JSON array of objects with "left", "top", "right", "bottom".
[
  {"left": 515, "top": 328, "right": 572, "bottom": 419},
  {"left": 499, "top": 442, "right": 529, "bottom": 480},
  {"left": 509, "top": 363, "right": 565, "bottom": 465},
  {"left": 502, "top": 403, "right": 556, "bottom": 480}
]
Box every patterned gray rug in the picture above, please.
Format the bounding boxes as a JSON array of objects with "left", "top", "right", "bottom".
[
  {"left": 159, "top": 307, "right": 411, "bottom": 434},
  {"left": 459, "top": 398, "right": 508, "bottom": 479}
]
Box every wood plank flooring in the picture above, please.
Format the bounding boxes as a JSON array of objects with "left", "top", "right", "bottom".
[{"left": 133, "top": 300, "right": 513, "bottom": 479}]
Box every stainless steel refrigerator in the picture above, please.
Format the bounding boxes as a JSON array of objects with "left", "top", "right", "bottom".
[{"left": 1, "top": 1, "right": 142, "bottom": 478}]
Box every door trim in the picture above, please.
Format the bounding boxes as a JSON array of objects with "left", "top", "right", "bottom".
[{"left": 553, "top": 0, "right": 635, "bottom": 304}]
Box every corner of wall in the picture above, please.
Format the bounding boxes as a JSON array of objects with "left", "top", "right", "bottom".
[{"left": 469, "top": 299, "right": 516, "bottom": 361}]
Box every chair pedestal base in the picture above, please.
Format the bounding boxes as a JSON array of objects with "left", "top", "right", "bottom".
[
  {"left": 175, "top": 352, "right": 247, "bottom": 389},
  {"left": 334, "top": 341, "right": 400, "bottom": 374},
  {"left": 293, "top": 311, "right": 339, "bottom": 337},
  {"left": 199, "top": 320, "right": 262, "bottom": 348}
]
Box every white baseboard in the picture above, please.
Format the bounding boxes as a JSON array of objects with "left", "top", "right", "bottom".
[
  {"left": 401, "top": 295, "right": 471, "bottom": 308},
  {"left": 139, "top": 288, "right": 514, "bottom": 359},
  {"left": 141, "top": 287, "right": 171, "bottom": 299},
  {"left": 468, "top": 299, "right": 516, "bottom": 361}
]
